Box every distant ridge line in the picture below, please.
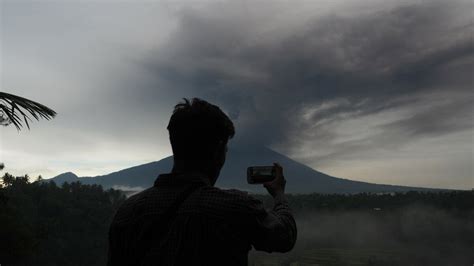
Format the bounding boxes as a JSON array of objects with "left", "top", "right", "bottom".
[{"left": 49, "top": 146, "right": 445, "bottom": 194}]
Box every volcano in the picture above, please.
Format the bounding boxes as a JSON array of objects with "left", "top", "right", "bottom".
[{"left": 49, "top": 145, "right": 436, "bottom": 194}]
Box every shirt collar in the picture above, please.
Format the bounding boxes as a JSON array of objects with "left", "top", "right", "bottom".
[{"left": 154, "top": 172, "right": 212, "bottom": 187}]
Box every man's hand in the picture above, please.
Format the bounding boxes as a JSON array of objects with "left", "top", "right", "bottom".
[{"left": 263, "top": 163, "right": 286, "bottom": 198}]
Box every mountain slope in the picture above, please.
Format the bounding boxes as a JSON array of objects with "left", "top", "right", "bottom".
[{"left": 48, "top": 146, "right": 436, "bottom": 194}]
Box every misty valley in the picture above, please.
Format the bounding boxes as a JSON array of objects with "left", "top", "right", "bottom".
[{"left": 1, "top": 174, "right": 473, "bottom": 266}]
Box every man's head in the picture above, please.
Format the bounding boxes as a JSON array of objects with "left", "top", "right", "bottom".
[{"left": 167, "top": 98, "right": 235, "bottom": 184}]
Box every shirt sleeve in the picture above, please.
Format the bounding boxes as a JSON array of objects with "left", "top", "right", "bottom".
[{"left": 247, "top": 193, "right": 297, "bottom": 253}]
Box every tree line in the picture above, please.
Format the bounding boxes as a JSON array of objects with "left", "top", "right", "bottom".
[
  {"left": 0, "top": 173, "right": 125, "bottom": 266},
  {"left": 1, "top": 173, "right": 472, "bottom": 266},
  {"left": 253, "top": 190, "right": 474, "bottom": 213}
]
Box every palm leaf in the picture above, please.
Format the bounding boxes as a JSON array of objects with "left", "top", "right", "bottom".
[{"left": 0, "top": 92, "right": 57, "bottom": 130}]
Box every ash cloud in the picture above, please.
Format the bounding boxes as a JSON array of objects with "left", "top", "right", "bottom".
[
  {"left": 3, "top": 0, "right": 472, "bottom": 187},
  {"left": 136, "top": 1, "right": 473, "bottom": 165}
]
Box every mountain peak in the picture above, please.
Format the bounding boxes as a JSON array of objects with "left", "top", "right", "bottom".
[
  {"left": 49, "top": 146, "right": 436, "bottom": 193},
  {"left": 56, "top": 172, "right": 78, "bottom": 178},
  {"left": 51, "top": 172, "right": 79, "bottom": 183}
]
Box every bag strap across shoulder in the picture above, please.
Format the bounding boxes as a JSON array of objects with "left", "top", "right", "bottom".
[{"left": 139, "top": 182, "right": 202, "bottom": 263}]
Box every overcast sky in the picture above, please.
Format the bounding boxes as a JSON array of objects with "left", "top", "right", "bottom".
[{"left": 1, "top": 0, "right": 472, "bottom": 189}]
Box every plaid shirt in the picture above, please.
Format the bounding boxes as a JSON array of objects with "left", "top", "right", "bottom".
[{"left": 107, "top": 172, "right": 297, "bottom": 266}]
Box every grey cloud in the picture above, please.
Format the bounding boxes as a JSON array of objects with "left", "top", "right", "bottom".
[
  {"left": 381, "top": 97, "right": 474, "bottom": 138},
  {"left": 136, "top": 1, "right": 472, "bottom": 155},
  {"left": 2, "top": 0, "right": 472, "bottom": 187}
]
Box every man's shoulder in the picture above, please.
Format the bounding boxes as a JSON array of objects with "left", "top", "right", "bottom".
[
  {"left": 200, "top": 186, "right": 252, "bottom": 200},
  {"left": 122, "top": 186, "right": 155, "bottom": 206},
  {"left": 196, "top": 186, "right": 265, "bottom": 214},
  {"left": 112, "top": 187, "right": 156, "bottom": 223}
]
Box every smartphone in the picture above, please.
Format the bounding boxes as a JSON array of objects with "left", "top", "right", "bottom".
[{"left": 247, "top": 166, "right": 276, "bottom": 184}]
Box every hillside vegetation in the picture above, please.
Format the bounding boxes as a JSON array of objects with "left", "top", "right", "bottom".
[{"left": 1, "top": 173, "right": 473, "bottom": 266}]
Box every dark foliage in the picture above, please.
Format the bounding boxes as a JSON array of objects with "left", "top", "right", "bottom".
[
  {"left": 0, "top": 92, "right": 56, "bottom": 130},
  {"left": 1, "top": 174, "right": 472, "bottom": 266},
  {"left": 0, "top": 173, "right": 126, "bottom": 266},
  {"left": 252, "top": 191, "right": 474, "bottom": 213}
]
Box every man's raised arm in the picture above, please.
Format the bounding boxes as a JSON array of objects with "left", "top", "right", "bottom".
[{"left": 249, "top": 163, "right": 297, "bottom": 252}]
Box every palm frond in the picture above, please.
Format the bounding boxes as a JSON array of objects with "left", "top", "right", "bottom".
[{"left": 0, "top": 92, "right": 57, "bottom": 130}]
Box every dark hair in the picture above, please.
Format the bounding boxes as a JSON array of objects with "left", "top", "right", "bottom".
[{"left": 167, "top": 98, "right": 235, "bottom": 161}]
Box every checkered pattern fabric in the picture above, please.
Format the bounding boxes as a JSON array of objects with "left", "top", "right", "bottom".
[{"left": 107, "top": 172, "right": 297, "bottom": 266}]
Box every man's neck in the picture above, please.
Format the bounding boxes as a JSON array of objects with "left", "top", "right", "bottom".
[
  {"left": 171, "top": 160, "right": 217, "bottom": 185},
  {"left": 172, "top": 161, "right": 205, "bottom": 173}
]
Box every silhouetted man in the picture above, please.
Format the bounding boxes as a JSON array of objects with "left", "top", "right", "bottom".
[{"left": 107, "top": 98, "right": 297, "bottom": 266}]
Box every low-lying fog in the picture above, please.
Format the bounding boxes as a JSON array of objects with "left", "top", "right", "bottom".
[{"left": 250, "top": 205, "right": 474, "bottom": 265}]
